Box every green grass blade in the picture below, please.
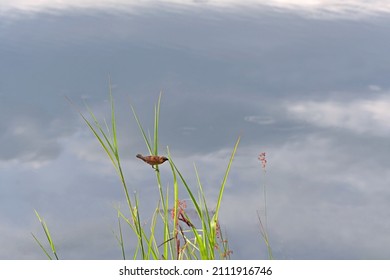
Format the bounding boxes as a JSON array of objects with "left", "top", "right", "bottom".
[
  {"left": 193, "top": 163, "right": 212, "bottom": 225},
  {"left": 213, "top": 136, "right": 240, "bottom": 221},
  {"left": 133, "top": 193, "right": 146, "bottom": 259},
  {"left": 153, "top": 91, "right": 162, "bottom": 155},
  {"left": 168, "top": 158, "right": 202, "bottom": 220},
  {"left": 109, "top": 78, "right": 118, "bottom": 152},
  {"left": 130, "top": 103, "right": 152, "bottom": 155},
  {"left": 33, "top": 210, "right": 59, "bottom": 260},
  {"left": 66, "top": 96, "right": 118, "bottom": 172},
  {"left": 31, "top": 233, "right": 53, "bottom": 260},
  {"left": 114, "top": 211, "right": 126, "bottom": 260}
]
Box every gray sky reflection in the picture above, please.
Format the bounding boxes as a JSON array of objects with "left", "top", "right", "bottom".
[{"left": 1, "top": 1, "right": 390, "bottom": 259}]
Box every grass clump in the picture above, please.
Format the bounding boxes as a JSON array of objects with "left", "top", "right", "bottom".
[{"left": 33, "top": 84, "right": 240, "bottom": 260}]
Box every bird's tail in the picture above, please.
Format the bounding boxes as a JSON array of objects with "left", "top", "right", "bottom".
[{"left": 136, "top": 154, "right": 144, "bottom": 160}]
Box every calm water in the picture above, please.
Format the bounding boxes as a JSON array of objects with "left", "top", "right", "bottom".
[{"left": 1, "top": 1, "right": 390, "bottom": 259}]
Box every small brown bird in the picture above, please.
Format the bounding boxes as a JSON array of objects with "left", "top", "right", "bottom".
[{"left": 136, "top": 154, "right": 168, "bottom": 170}]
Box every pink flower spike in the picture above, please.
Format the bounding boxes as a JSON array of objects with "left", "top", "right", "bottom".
[{"left": 258, "top": 152, "right": 267, "bottom": 170}]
